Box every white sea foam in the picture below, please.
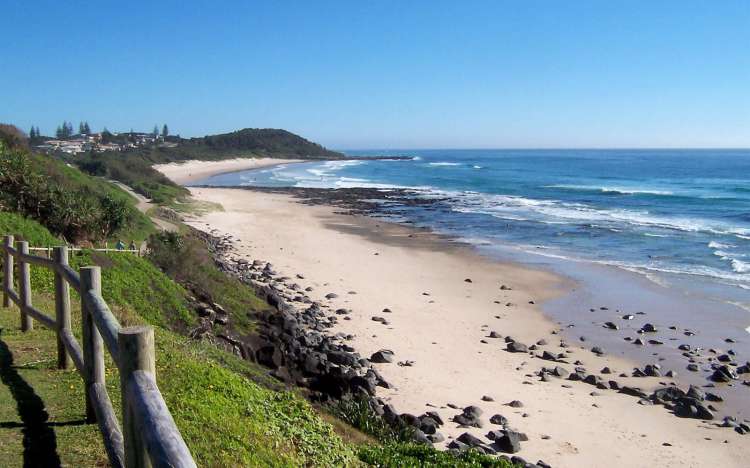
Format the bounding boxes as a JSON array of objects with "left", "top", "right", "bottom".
[
  {"left": 709, "top": 241, "right": 734, "bottom": 249},
  {"left": 427, "top": 162, "right": 462, "bottom": 167},
  {"left": 732, "top": 259, "right": 750, "bottom": 273},
  {"left": 432, "top": 189, "right": 750, "bottom": 238},
  {"left": 546, "top": 184, "right": 674, "bottom": 196},
  {"left": 473, "top": 165, "right": 483, "bottom": 169},
  {"left": 714, "top": 250, "right": 732, "bottom": 259}
]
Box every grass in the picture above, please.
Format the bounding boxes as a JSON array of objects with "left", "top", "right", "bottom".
[
  {"left": 0, "top": 207, "right": 521, "bottom": 467},
  {"left": 0, "top": 286, "right": 355, "bottom": 467},
  {"left": 147, "top": 231, "right": 273, "bottom": 336},
  {"left": 358, "top": 444, "right": 515, "bottom": 467}
]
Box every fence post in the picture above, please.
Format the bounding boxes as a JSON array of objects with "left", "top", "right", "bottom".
[
  {"left": 53, "top": 246, "right": 72, "bottom": 369},
  {"left": 2, "top": 235, "right": 13, "bottom": 307},
  {"left": 119, "top": 326, "right": 155, "bottom": 468},
  {"left": 17, "top": 241, "right": 32, "bottom": 331},
  {"left": 81, "top": 266, "right": 105, "bottom": 423}
]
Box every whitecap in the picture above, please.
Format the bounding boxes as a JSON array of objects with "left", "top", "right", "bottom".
[
  {"left": 731, "top": 259, "right": 750, "bottom": 274},
  {"left": 546, "top": 184, "right": 674, "bottom": 196},
  {"left": 427, "top": 162, "right": 462, "bottom": 167},
  {"left": 709, "top": 241, "right": 733, "bottom": 249}
]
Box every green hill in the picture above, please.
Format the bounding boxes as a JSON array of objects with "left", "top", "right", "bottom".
[
  {"left": 75, "top": 127, "right": 344, "bottom": 205},
  {"left": 181, "top": 128, "right": 345, "bottom": 160}
]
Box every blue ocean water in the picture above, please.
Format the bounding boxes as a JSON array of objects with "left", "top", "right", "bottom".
[{"left": 197, "top": 149, "right": 750, "bottom": 295}]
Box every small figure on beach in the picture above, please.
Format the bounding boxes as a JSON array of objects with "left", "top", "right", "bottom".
[{"left": 115, "top": 240, "right": 125, "bottom": 250}]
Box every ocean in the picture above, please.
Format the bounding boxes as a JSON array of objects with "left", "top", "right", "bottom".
[
  {"left": 196, "top": 149, "right": 750, "bottom": 303},
  {"left": 195, "top": 148, "right": 750, "bottom": 417}
]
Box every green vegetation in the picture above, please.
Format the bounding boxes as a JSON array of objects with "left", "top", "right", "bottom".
[
  {"left": 0, "top": 295, "right": 355, "bottom": 466},
  {"left": 74, "top": 127, "right": 344, "bottom": 205},
  {"left": 0, "top": 217, "right": 356, "bottom": 466},
  {"left": 0, "top": 212, "right": 59, "bottom": 246},
  {"left": 359, "top": 444, "right": 514, "bottom": 467},
  {"left": 328, "top": 395, "right": 415, "bottom": 443},
  {"left": 147, "top": 231, "right": 272, "bottom": 334},
  {"left": 0, "top": 140, "right": 153, "bottom": 243},
  {"left": 76, "top": 152, "right": 189, "bottom": 205},
  {"left": 180, "top": 128, "right": 344, "bottom": 160}
]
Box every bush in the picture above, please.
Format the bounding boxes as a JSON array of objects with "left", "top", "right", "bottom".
[
  {"left": 359, "top": 443, "right": 516, "bottom": 467},
  {"left": 327, "top": 395, "right": 414, "bottom": 443},
  {"left": 0, "top": 123, "right": 28, "bottom": 151},
  {"left": 0, "top": 142, "right": 149, "bottom": 242}
]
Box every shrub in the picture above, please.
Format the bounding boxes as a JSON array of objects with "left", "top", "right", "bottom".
[{"left": 0, "top": 142, "right": 147, "bottom": 242}]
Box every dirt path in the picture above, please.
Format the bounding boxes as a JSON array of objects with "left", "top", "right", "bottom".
[{"left": 110, "top": 181, "right": 179, "bottom": 232}]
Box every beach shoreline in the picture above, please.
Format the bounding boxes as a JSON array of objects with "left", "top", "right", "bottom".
[
  {"left": 154, "top": 157, "right": 303, "bottom": 185},
  {"left": 157, "top": 161, "right": 749, "bottom": 467}
]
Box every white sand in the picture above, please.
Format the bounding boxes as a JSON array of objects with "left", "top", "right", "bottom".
[
  {"left": 153, "top": 157, "right": 301, "bottom": 185},
  {"left": 156, "top": 163, "right": 748, "bottom": 467}
]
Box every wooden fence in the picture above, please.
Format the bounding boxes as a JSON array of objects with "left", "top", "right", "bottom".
[{"left": 1, "top": 235, "right": 195, "bottom": 468}]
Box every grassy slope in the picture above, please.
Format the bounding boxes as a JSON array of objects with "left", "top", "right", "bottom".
[
  {"left": 0, "top": 212, "right": 515, "bottom": 467},
  {"left": 0, "top": 213, "right": 355, "bottom": 467}
]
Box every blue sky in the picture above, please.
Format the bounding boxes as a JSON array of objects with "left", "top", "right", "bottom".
[{"left": 1, "top": 1, "right": 748, "bottom": 148}]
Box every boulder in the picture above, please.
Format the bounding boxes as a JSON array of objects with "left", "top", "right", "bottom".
[
  {"left": 710, "top": 365, "right": 738, "bottom": 383},
  {"left": 457, "top": 432, "right": 485, "bottom": 447},
  {"left": 370, "top": 350, "right": 394, "bottom": 363},
  {"left": 493, "top": 430, "right": 522, "bottom": 453},
  {"left": 490, "top": 414, "right": 508, "bottom": 425},
  {"left": 507, "top": 342, "right": 529, "bottom": 353}
]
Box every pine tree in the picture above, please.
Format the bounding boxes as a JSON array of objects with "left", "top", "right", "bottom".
[
  {"left": 29, "top": 126, "right": 36, "bottom": 139},
  {"left": 153, "top": 125, "right": 159, "bottom": 136},
  {"left": 84, "top": 122, "right": 91, "bottom": 134},
  {"left": 79, "top": 122, "right": 85, "bottom": 134},
  {"left": 161, "top": 124, "right": 169, "bottom": 138},
  {"left": 56, "top": 125, "right": 63, "bottom": 139}
]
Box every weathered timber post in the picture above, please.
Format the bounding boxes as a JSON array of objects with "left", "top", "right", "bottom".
[
  {"left": 81, "top": 266, "right": 105, "bottom": 423},
  {"left": 119, "top": 326, "right": 155, "bottom": 468},
  {"left": 53, "top": 246, "right": 72, "bottom": 369},
  {"left": 2, "top": 235, "right": 13, "bottom": 307},
  {"left": 18, "top": 241, "right": 32, "bottom": 331}
]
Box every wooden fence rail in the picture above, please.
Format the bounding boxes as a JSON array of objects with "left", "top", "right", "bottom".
[{"left": 1, "top": 235, "right": 195, "bottom": 468}]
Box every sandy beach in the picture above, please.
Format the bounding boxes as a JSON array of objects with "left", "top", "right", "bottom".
[
  {"left": 154, "top": 157, "right": 302, "bottom": 185},
  {"left": 158, "top": 163, "right": 749, "bottom": 467}
]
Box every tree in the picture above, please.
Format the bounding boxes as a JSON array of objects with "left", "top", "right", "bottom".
[
  {"left": 65, "top": 121, "right": 74, "bottom": 138},
  {"left": 161, "top": 124, "right": 169, "bottom": 138},
  {"left": 79, "top": 122, "right": 86, "bottom": 134},
  {"left": 153, "top": 125, "right": 159, "bottom": 137},
  {"left": 29, "top": 126, "right": 36, "bottom": 139},
  {"left": 0, "top": 124, "right": 29, "bottom": 150},
  {"left": 56, "top": 126, "right": 63, "bottom": 139},
  {"left": 101, "top": 127, "right": 113, "bottom": 143},
  {"left": 83, "top": 121, "right": 91, "bottom": 134}
]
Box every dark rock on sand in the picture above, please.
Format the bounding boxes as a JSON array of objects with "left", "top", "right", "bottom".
[
  {"left": 457, "top": 432, "right": 484, "bottom": 447},
  {"left": 370, "top": 349, "right": 395, "bottom": 363},
  {"left": 490, "top": 414, "right": 508, "bottom": 425},
  {"left": 710, "top": 365, "right": 739, "bottom": 383},
  {"left": 493, "top": 430, "right": 523, "bottom": 453},
  {"left": 507, "top": 342, "right": 529, "bottom": 353}
]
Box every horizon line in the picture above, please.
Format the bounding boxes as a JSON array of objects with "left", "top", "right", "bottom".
[{"left": 334, "top": 147, "right": 750, "bottom": 152}]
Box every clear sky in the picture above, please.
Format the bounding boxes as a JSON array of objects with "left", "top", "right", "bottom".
[{"left": 1, "top": 1, "right": 748, "bottom": 149}]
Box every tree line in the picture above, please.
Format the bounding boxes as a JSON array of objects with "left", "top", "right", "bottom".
[{"left": 28, "top": 121, "right": 170, "bottom": 141}]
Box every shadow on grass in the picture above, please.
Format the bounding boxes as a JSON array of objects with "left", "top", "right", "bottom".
[{"left": 0, "top": 332, "right": 62, "bottom": 468}]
